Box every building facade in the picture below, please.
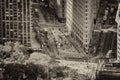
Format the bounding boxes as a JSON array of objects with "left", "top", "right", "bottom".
[
  {"left": 116, "top": 3, "right": 120, "bottom": 60},
  {"left": 0, "top": 0, "right": 31, "bottom": 47},
  {"left": 56, "top": 0, "right": 66, "bottom": 23},
  {"left": 66, "top": 0, "right": 99, "bottom": 53}
]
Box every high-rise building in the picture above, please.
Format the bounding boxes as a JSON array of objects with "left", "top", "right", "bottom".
[
  {"left": 66, "top": 0, "right": 99, "bottom": 53},
  {"left": 0, "top": 0, "right": 31, "bottom": 47},
  {"left": 116, "top": 2, "right": 120, "bottom": 60},
  {"left": 56, "top": 0, "right": 66, "bottom": 23}
]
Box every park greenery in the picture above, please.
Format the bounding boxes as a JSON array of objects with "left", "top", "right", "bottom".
[{"left": 0, "top": 41, "right": 90, "bottom": 80}]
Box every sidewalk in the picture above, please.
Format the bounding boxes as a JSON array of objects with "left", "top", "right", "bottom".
[
  {"left": 66, "top": 35, "right": 90, "bottom": 58},
  {"left": 51, "top": 28, "right": 90, "bottom": 59}
]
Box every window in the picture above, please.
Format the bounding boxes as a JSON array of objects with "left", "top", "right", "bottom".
[
  {"left": 6, "top": 16, "right": 9, "bottom": 20},
  {"left": 6, "top": 25, "right": 9, "bottom": 29},
  {"left": 7, "top": 31, "right": 9, "bottom": 35},
  {"left": 119, "top": 11, "right": 120, "bottom": 17},
  {"left": 10, "top": 23, "right": 13, "bottom": 27},
  {"left": 6, "top": 1, "right": 9, "bottom": 8},
  {"left": 62, "top": 14, "right": 64, "bottom": 17},
  {"left": 86, "top": 45, "right": 88, "bottom": 47},
  {"left": 17, "top": 0, "right": 20, "bottom": 2},
  {"left": 14, "top": 17, "right": 17, "bottom": 20},
  {"left": 10, "top": 5, "right": 12, "bottom": 9},
  {"left": 62, "top": 5, "right": 64, "bottom": 8},
  {"left": 10, "top": 16, "right": 13, "bottom": 20},
  {"left": 62, "top": 10, "right": 64, "bottom": 13},
  {"left": 85, "top": 5, "right": 88, "bottom": 8},
  {"left": 10, "top": 11, "right": 13, "bottom": 15},
  {"left": 10, "top": 0, "right": 12, "bottom": 3},
  {"left": 62, "top": 0, "right": 64, "bottom": 3},
  {"left": 86, "top": 1, "right": 88, "bottom": 3},
  {"left": 10, "top": 26, "right": 13, "bottom": 29}
]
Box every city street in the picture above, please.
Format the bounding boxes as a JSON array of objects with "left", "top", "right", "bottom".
[
  {"left": 31, "top": 3, "right": 90, "bottom": 60},
  {"left": 51, "top": 28, "right": 81, "bottom": 58}
]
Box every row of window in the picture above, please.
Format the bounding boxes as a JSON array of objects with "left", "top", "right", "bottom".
[
  {"left": 71, "top": 31, "right": 83, "bottom": 46},
  {"left": 0, "top": 39, "right": 31, "bottom": 47},
  {"left": 72, "top": 27, "right": 83, "bottom": 42}
]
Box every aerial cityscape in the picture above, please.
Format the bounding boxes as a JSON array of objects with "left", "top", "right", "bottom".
[{"left": 0, "top": 0, "right": 119, "bottom": 80}]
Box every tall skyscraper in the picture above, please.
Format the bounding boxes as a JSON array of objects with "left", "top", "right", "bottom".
[
  {"left": 66, "top": 0, "right": 99, "bottom": 53},
  {"left": 0, "top": 0, "right": 31, "bottom": 47},
  {"left": 116, "top": 2, "right": 120, "bottom": 60},
  {"left": 56, "top": 0, "right": 66, "bottom": 23}
]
